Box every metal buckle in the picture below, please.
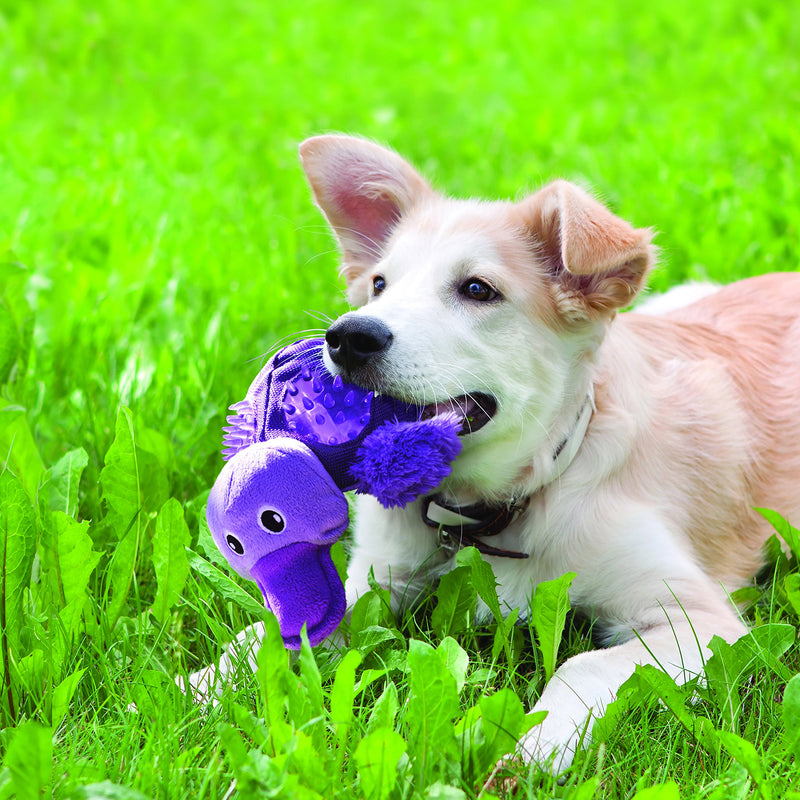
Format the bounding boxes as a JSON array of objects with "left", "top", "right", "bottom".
[{"left": 421, "top": 495, "right": 529, "bottom": 559}]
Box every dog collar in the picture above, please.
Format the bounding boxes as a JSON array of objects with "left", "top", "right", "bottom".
[
  {"left": 421, "top": 385, "right": 595, "bottom": 558},
  {"left": 539, "top": 383, "right": 596, "bottom": 493},
  {"left": 421, "top": 494, "right": 530, "bottom": 559}
]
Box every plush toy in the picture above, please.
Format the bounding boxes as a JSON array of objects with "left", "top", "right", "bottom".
[{"left": 206, "top": 338, "right": 462, "bottom": 648}]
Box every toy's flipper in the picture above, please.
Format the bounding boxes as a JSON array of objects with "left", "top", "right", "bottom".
[
  {"left": 249, "top": 542, "right": 346, "bottom": 648},
  {"left": 351, "top": 413, "right": 463, "bottom": 508}
]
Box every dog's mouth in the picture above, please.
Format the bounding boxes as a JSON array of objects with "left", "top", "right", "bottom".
[{"left": 420, "top": 392, "right": 497, "bottom": 436}]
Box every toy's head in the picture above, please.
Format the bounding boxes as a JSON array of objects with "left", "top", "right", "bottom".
[{"left": 207, "top": 437, "right": 348, "bottom": 647}]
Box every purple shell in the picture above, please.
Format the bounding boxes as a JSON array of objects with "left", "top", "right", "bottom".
[{"left": 222, "top": 339, "right": 424, "bottom": 490}]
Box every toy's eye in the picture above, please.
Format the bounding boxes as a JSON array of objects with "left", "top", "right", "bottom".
[
  {"left": 372, "top": 275, "right": 387, "bottom": 297},
  {"left": 260, "top": 509, "right": 285, "bottom": 533},
  {"left": 226, "top": 534, "right": 245, "bottom": 555},
  {"left": 460, "top": 278, "right": 500, "bottom": 303}
]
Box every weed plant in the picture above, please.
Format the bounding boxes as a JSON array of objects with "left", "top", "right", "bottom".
[{"left": 1, "top": 0, "right": 799, "bottom": 797}]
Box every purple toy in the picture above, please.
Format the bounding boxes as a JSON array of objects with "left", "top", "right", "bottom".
[{"left": 206, "top": 339, "right": 462, "bottom": 648}]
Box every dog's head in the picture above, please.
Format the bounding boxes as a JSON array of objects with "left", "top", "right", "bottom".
[{"left": 300, "top": 135, "right": 654, "bottom": 498}]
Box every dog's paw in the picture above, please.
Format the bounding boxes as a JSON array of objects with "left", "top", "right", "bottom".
[
  {"left": 177, "top": 621, "right": 268, "bottom": 705},
  {"left": 177, "top": 663, "right": 225, "bottom": 706},
  {"left": 480, "top": 714, "right": 578, "bottom": 797},
  {"left": 481, "top": 755, "right": 525, "bottom": 797},
  {"left": 485, "top": 744, "right": 571, "bottom": 796},
  {"left": 513, "top": 713, "right": 586, "bottom": 777}
]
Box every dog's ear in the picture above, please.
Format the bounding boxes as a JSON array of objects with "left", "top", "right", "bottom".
[
  {"left": 299, "top": 135, "right": 434, "bottom": 289},
  {"left": 520, "top": 180, "right": 655, "bottom": 320}
]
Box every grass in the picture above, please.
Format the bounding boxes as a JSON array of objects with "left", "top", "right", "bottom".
[{"left": 1, "top": 0, "right": 800, "bottom": 797}]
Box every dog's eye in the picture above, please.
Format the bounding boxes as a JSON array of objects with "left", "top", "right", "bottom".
[
  {"left": 260, "top": 509, "right": 285, "bottom": 533},
  {"left": 460, "top": 278, "right": 499, "bottom": 303},
  {"left": 372, "top": 275, "right": 387, "bottom": 297}
]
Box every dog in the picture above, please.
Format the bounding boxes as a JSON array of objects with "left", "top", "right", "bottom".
[{"left": 192, "top": 134, "right": 800, "bottom": 773}]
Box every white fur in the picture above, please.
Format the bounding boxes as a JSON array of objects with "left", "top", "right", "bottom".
[{"left": 636, "top": 281, "right": 719, "bottom": 314}]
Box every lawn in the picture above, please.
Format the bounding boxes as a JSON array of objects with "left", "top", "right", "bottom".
[{"left": 1, "top": 0, "right": 799, "bottom": 797}]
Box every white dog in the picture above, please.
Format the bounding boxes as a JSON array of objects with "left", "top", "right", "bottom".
[{"left": 194, "top": 135, "right": 800, "bottom": 773}]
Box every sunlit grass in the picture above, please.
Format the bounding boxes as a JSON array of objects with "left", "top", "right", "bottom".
[{"left": 1, "top": 0, "right": 799, "bottom": 797}]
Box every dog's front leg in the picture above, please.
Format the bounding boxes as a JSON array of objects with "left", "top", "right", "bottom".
[
  {"left": 519, "top": 602, "right": 747, "bottom": 773},
  {"left": 345, "top": 495, "right": 443, "bottom": 614},
  {"left": 181, "top": 620, "right": 267, "bottom": 702}
]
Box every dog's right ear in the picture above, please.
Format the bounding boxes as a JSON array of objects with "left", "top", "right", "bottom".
[{"left": 299, "top": 135, "right": 434, "bottom": 290}]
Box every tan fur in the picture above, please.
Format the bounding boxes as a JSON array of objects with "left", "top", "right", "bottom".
[
  {"left": 299, "top": 135, "right": 435, "bottom": 291},
  {"left": 514, "top": 181, "right": 655, "bottom": 319},
  {"left": 613, "top": 274, "right": 800, "bottom": 582}
]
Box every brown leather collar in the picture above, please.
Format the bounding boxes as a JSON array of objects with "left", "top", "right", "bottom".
[{"left": 421, "top": 495, "right": 530, "bottom": 559}]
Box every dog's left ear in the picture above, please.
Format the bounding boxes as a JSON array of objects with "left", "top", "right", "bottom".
[
  {"left": 299, "top": 135, "right": 434, "bottom": 295},
  {"left": 520, "top": 180, "right": 655, "bottom": 320}
]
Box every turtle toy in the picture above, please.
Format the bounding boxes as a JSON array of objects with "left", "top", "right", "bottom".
[{"left": 206, "top": 338, "right": 463, "bottom": 647}]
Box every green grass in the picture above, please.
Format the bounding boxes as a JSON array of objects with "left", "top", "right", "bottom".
[{"left": 1, "top": 0, "right": 800, "bottom": 797}]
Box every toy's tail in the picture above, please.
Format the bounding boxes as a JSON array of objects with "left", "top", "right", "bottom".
[{"left": 222, "top": 399, "right": 257, "bottom": 461}]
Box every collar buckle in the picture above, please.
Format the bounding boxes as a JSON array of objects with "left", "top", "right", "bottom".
[{"left": 421, "top": 495, "right": 530, "bottom": 559}]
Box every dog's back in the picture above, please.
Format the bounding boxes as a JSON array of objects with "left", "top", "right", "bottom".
[{"left": 612, "top": 272, "right": 800, "bottom": 581}]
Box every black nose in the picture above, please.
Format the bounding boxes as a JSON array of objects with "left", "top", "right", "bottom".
[{"left": 325, "top": 316, "right": 393, "bottom": 373}]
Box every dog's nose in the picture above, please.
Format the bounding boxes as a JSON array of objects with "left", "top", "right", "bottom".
[{"left": 325, "top": 316, "right": 393, "bottom": 373}]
